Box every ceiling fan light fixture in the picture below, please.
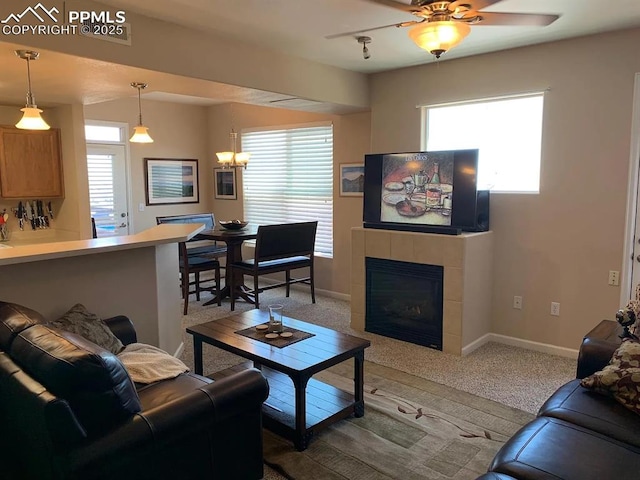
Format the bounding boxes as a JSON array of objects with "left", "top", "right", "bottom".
[{"left": 408, "top": 20, "right": 471, "bottom": 58}]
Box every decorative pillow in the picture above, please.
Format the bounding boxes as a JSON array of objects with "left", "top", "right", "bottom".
[
  {"left": 580, "top": 338, "right": 640, "bottom": 415},
  {"left": 10, "top": 324, "right": 141, "bottom": 434},
  {"left": 48, "top": 304, "right": 124, "bottom": 355}
]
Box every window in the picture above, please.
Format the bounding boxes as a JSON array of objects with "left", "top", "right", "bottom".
[
  {"left": 242, "top": 123, "right": 334, "bottom": 256},
  {"left": 85, "top": 124, "right": 123, "bottom": 143},
  {"left": 424, "top": 93, "right": 545, "bottom": 193}
]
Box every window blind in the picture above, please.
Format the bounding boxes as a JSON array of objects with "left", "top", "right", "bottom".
[
  {"left": 87, "top": 154, "right": 117, "bottom": 236},
  {"left": 242, "top": 124, "right": 334, "bottom": 256}
]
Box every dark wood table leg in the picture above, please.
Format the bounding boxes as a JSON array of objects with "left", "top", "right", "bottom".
[
  {"left": 193, "top": 337, "right": 203, "bottom": 375},
  {"left": 354, "top": 350, "right": 365, "bottom": 417},
  {"left": 293, "top": 374, "right": 312, "bottom": 451}
]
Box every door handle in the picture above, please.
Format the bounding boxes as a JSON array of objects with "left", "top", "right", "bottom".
[{"left": 118, "top": 223, "right": 127, "bottom": 228}]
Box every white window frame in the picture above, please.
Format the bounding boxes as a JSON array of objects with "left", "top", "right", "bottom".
[
  {"left": 421, "top": 92, "right": 546, "bottom": 194},
  {"left": 241, "top": 121, "right": 334, "bottom": 257}
]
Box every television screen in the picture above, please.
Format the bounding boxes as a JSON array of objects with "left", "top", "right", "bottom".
[{"left": 363, "top": 149, "right": 482, "bottom": 234}]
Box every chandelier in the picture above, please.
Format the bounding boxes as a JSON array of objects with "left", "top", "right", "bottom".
[{"left": 216, "top": 105, "right": 249, "bottom": 169}]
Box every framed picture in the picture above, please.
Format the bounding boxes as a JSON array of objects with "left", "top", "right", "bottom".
[
  {"left": 340, "top": 163, "right": 365, "bottom": 197},
  {"left": 144, "top": 158, "right": 199, "bottom": 205},
  {"left": 214, "top": 168, "right": 237, "bottom": 200}
]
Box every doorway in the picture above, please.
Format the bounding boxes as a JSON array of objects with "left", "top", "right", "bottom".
[
  {"left": 85, "top": 122, "right": 131, "bottom": 238},
  {"left": 623, "top": 73, "right": 640, "bottom": 302}
]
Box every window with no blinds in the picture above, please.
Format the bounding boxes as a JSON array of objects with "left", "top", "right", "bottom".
[{"left": 242, "top": 123, "right": 334, "bottom": 256}]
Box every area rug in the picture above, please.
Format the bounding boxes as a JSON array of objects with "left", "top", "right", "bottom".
[{"left": 262, "top": 360, "right": 534, "bottom": 480}]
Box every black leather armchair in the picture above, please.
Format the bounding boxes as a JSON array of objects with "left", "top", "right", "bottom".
[{"left": 0, "top": 301, "right": 269, "bottom": 480}]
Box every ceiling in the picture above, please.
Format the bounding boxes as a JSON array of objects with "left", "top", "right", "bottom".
[
  {"left": 95, "top": 0, "right": 640, "bottom": 73},
  {"left": 2, "top": 0, "right": 640, "bottom": 111}
]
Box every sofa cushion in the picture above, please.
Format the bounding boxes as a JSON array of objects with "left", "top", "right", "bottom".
[
  {"left": 538, "top": 379, "right": 640, "bottom": 448},
  {"left": 490, "top": 417, "right": 640, "bottom": 479},
  {"left": 10, "top": 324, "right": 141, "bottom": 435},
  {"left": 48, "top": 303, "right": 124, "bottom": 355},
  {"left": 0, "top": 301, "right": 45, "bottom": 351},
  {"left": 580, "top": 338, "right": 640, "bottom": 416}
]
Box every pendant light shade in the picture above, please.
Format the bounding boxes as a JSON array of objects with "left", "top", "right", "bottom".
[
  {"left": 15, "top": 50, "right": 50, "bottom": 131},
  {"left": 130, "top": 82, "right": 153, "bottom": 143},
  {"left": 408, "top": 21, "right": 471, "bottom": 59}
]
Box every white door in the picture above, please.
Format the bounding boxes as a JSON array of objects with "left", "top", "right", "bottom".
[{"left": 86, "top": 144, "right": 130, "bottom": 237}]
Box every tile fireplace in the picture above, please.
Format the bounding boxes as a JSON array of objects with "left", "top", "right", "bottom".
[{"left": 351, "top": 227, "right": 493, "bottom": 355}]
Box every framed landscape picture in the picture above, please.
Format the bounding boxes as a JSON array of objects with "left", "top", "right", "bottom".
[
  {"left": 340, "top": 163, "right": 365, "bottom": 197},
  {"left": 144, "top": 158, "right": 199, "bottom": 205},
  {"left": 214, "top": 168, "right": 237, "bottom": 200}
]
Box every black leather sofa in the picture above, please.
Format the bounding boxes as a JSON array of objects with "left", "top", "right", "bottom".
[
  {"left": 0, "top": 301, "right": 269, "bottom": 480},
  {"left": 478, "top": 320, "right": 640, "bottom": 480}
]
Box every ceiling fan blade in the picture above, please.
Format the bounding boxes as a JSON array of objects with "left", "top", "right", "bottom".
[
  {"left": 361, "top": 0, "right": 418, "bottom": 14},
  {"left": 475, "top": 12, "right": 559, "bottom": 27},
  {"left": 325, "top": 20, "right": 421, "bottom": 40}
]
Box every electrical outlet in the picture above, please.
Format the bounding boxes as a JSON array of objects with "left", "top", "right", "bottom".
[
  {"left": 513, "top": 296, "right": 523, "bottom": 310},
  {"left": 551, "top": 302, "right": 560, "bottom": 316},
  {"left": 608, "top": 270, "right": 620, "bottom": 286}
]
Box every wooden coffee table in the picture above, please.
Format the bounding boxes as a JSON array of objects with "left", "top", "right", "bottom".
[{"left": 186, "top": 309, "right": 371, "bottom": 451}]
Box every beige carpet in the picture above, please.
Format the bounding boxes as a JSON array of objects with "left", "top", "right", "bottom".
[{"left": 179, "top": 287, "right": 576, "bottom": 479}]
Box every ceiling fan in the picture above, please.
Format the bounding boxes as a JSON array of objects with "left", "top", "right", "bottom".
[{"left": 327, "top": 0, "right": 560, "bottom": 59}]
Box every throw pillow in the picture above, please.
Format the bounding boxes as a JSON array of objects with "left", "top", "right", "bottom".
[
  {"left": 117, "top": 343, "right": 189, "bottom": 384},
  {"left": 580, "top": 338, "right": 640, "bottom": 415},
  {"left": 48, "top": 304, "right": 124, "bottom": 355}
]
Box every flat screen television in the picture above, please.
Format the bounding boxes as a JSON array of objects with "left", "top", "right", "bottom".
[{"left": 363, "top": 149, "right": 487, "bottom": 235}]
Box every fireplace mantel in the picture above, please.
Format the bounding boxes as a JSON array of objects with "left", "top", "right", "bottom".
[{"left": 351, "top": 227, "right": 493, "bottom": 355}]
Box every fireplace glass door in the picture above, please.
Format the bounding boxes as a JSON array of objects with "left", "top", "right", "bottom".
[{"left": 365, "top": 258, "right": 443, "bottom": 350}]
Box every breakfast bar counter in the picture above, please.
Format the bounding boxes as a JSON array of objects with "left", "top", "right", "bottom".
[{"left": 0, "top": 224, "right": 202, "bottom": 355}]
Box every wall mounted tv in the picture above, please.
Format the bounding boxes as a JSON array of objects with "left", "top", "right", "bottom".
[{"left": 363, "top": 149, "right": 488, "bottom": 235}]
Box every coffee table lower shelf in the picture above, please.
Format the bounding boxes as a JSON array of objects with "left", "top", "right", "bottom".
[{"left": 210, "top": 362, "right": 360, "bottom": 450}]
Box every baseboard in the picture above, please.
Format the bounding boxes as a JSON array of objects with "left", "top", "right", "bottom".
[
  {"left": 463, "top": 333, "right": 579, "bottom": 359},
  {"left": 173, "top": 341, "right": 184, "bottom": 358}
]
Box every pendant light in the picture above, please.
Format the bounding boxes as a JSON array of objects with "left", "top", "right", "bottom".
[
  {"left": 216, "top": 104, "right": 249, "bottom": 169},
  {"left": 129, "top": 82, "right": 153, "bottom": 143},
  {"left": 15, "top": 50, "right": 50, "bottom": 130}
]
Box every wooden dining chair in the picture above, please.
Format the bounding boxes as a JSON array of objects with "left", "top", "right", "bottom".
[
  {"left": 179, "top": 241, "right": 222, "bottom": 314},
  {"left": 230, "top": 221, "right": 318, "bottom": 310}
]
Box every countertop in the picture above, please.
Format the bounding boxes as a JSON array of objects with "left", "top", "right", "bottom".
[{"left": 0, "top": 224, "right": 203, "bottom": 266}]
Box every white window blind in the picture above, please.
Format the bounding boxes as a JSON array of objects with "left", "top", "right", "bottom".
[
  {"left": 242, "top": 124, "right": 334, "bottom": 256},
  {"left": 87, "top": 154, "right": 117, "bottom": 237},
  {"left": 424, "top": 93, "right": 545, "bottom": 193}
]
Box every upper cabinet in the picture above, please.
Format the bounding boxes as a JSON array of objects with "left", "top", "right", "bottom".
[{"left": 0, "top": 126, "right": 64, "bottom": 198}]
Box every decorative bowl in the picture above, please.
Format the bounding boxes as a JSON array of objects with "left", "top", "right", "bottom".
[{"left": 219, "top": 220, "right": 248, "bottom": 230}]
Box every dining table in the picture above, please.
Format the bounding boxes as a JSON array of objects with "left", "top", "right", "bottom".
[{"left": 195, "top": 224, "right": 259, "bottom": 306}]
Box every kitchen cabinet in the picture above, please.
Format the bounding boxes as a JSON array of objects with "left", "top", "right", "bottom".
[{"left": 0, "top": 126, "right": 64, "bottom": 198}]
